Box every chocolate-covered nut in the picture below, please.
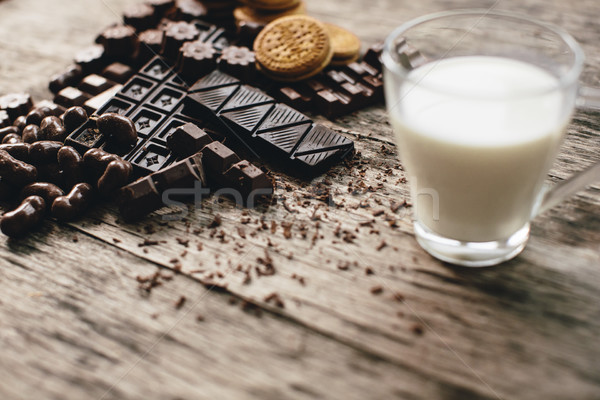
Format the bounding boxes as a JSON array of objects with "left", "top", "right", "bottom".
[
  {"left": 22, "top": 124, "right": 42, "bottom": 143},
  {"left": 20, "top": 182, "right": 65, "bottom": 207},
  {"left": 57, "top": 146, "right": 84, "bottom": 188},
  {"left": 97, "top": 159, "right": 133, "bottom": 196},
  {"left": 40, "top": 116, "right": 67, "bottom": 142},
  {"left": 83, "top": 148, "right": 120, "bottom": 176},
  {"left": 51, "top": 183, "right": 93, "bottom": 221},
  {"left": 2, "top": 133, "right": 22, "bottom": 144},
  {"left": 29, "top": 141, "right": 63, "bottom": 164},
  {"left": 13, "top": 116, "right": 27, "bottom": 133},
  {"left": 62, "top": 106, "right": 88, "bottom": 134},
  {"left": 37, "top": 163, "right": 64, "bottom": 188},
  {"left": 0, "top": 143, "right": 30, "bottom": 162},
  {"left": 0, "top": 126, "right": 19, "bottom": 141},
  {"left": 96, "top": 113, "right": 137, "bottom": 148},
  {"left": 25, "top": 106, "right": 52, "bottom": 126},
  {"left": 0, "top": 178, "right": 17, "bottom": 202},
  {"left": 0, "top": 195, "right": 45, "bottom": 237}
]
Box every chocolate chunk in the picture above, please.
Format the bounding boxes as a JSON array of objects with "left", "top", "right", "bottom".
[
  {"left": 0, "top": 93, "right": 33, "bottom": 121},
  {"left": 49, "top": 65, "right": 83, "bottom": 94},
  {"left": 123, "top": 3, "right": 157, "bottom": 31},
  {"left": 99, "top": 25, "right": 139, "bottom": 59},
  {"left": 74, "top": 44, "right": 107, "bottom": 74},
  {"left": 137, "top": 29, "right": 165, "bottom": 65},
  {"left": 166, "top": 122, "right": 213, "bottom": 158},
  {"left": 82, "top": 84, "right": 123, "bottom": 115},
  {"left": 201, "top": 141, "right": 240, "bottom": 174},
  {"left": 178, "top": 41, "right": 218, "bottom": 81},
  {"left": 146, "top": 0, "right": 176, "bottom": 17},
  {"left": 162, "top": 21, "right": 200, "bottom": 60},
  {"left": 0, "top": 110, "right": 10, "bottom": 128},
  {"left": 174, "top": 0, "right": 207, "bottom": 21},
  {"left": 118, "top": 177, "right": 162, "bottom": 220},
  {"left": 54, "top": 87, "right": 91, "bottom": 108},
  {"left": 218, "top": 46, "right": 256, "bottom": 82},
  {"left": 102, "top": 62, "right": 134, "bottom": 84},
  {"left": 78, "top": 74, "right": 116, "bottom": 96}
]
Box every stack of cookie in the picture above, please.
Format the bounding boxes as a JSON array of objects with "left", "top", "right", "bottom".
[
  {"left": 234, "top": 0, "right": 306, "bottom": 31},
  {"left": 253, "top": 15, "right": 361, "bottom": 81}
]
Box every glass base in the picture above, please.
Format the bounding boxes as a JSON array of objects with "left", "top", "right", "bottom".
[{"left": 413, "top": 221, "right": 530, "bottom": 267}]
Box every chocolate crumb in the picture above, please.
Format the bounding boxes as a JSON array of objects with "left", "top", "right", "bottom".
[
  {"left": 237, "top": 226, "right": 246, "bottom": 239},
  {"left": 393, "top": 292, "right": 405, "bottom": 302},
  {"left": 139, "top": 239, "right": 159, "bottom": 246},
  {"left": 113, "top": 238, "right": 121, "bottom": 243},
  {"left": 72, "top": 235, "right": 78, "bottom": 243},
  {"left": 370, "top": 285, "right": 384, "bottom": 295},
  {"left": 365, "top": 267, "right": 375, "bottom": 275},
  {"left": 197, "top": 242, "right": 203, "bottom": 251},
  {"left": 264, "top": 292, "right": 285, "bottom": 308},
  {"left": 337, "top": 262, "right": 350, "bottom": 271},
  {"left": 411, "top": 324, "right": 424, "bottom": 336},
  {"left": 372, "top": 209, "right": 385, "bottom": 217},
  {"left": 376, "top": 240, "right": 387, "bottom": 251},
  {"left": 208, "top": 214, "right": 222, "bottom": 228},
  {"left": 176, "top": 237, "right": 190, "bottom": 247},
  {"left": 174, "top": 295, "right": 186, "bottom": 309},
  {"left": 196, "top": 314, "right": 205, "bottom": 322}
]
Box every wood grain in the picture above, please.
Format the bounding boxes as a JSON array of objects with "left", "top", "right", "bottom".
[{"left": 0, "top": 0, "right": 599, "bottom": 399}]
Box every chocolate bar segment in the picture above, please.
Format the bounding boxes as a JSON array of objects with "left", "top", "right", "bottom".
[{"left": 184, "top": 70, "right": 354, "bottom": 175}]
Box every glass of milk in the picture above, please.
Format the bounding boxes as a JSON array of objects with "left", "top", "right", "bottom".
[{"left": 383, "top": 9, "right": 600, "bottom": 266}]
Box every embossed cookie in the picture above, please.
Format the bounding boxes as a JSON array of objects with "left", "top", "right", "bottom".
[
  {"left": 254, "top": 15, "right": 332, "bottom": 81},
  {"left": 242, "top": 0, "right": 300, "bottom": 11},
  {"left": 324, "top": 22, "right": 361, "bottom": 66},
  {"left": 234, "top": 0, "right": 306, "bottom": 26}
]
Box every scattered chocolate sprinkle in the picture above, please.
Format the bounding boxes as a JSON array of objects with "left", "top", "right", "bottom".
[
  {"left": 372, "top": 209, "right": 385, "bottom": 217},
  {"left": 393, "top": 292, "right": 405, "bottom": 302},
  {"left": 370, "top": 285, "right": 384, "bottom": 295},
  {"left": 208, "top": 214, "right": 222, "bottom": 228},
  {"left": 174, "top": 295, "right": 186, "bottom": 309},
  {"left": 113, "top": 238, "right": 121, "bottom": 243},
  {"left": 365, "top": 267, "right": 374, "bottom": 275},
  {"left": 337, "top": 261, "right": 350, "bottom": 271},
  {"left": 376, "top": 240, "right": 387, "bottom": 251},
  {"left": 411, "top": 324, "right": 424, "bottom": 336},
  {"left": 139, "top": 239, "right": 159, "bottom": 246},
  {"left": 264, "top": 292, "right": 285, "bottom": 308},
  {"left": 176, "top": 237, "right": 190, "bottom": 247}
]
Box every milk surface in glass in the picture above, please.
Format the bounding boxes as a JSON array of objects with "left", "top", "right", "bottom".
[{"left": 390, "top": 56, "right": 568, "bottom": 242}]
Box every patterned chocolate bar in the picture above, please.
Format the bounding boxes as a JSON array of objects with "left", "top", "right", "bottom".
[{"left": 185, "top": 69, "right": 354, "bottom": 175}]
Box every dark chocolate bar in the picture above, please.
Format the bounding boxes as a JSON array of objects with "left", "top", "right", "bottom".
[
  {"left": 65, "top": 55, "right": 273, "bottom": 215},
  {"left": 185, "top": 69, "right": 354, "bottom": 175}
]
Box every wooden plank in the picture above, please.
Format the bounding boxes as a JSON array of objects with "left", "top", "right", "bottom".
[{"left": 0, "top": 0, "right": 599, "bottom": 399}]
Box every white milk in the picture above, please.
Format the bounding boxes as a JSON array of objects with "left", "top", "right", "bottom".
[{"left": 390, "top": 56, "right": 569, "bottom": 242}]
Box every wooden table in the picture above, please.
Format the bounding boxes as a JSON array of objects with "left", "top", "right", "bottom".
[{"left": 1, "top": 0, "right": 599, "bottom": 399}]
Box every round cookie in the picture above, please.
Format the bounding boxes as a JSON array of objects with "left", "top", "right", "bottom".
[
  {"left": 234, "top": 1, "right": 306, "bottom": 26},
  {"left": 254, "top": 15, "right": 332, "bottom": 81},
  {"left": 242, "top": 0, "right": 300, "bottom": 11},
  {"left": 324, "top": 22, "right": 361, "bottom": 66}
]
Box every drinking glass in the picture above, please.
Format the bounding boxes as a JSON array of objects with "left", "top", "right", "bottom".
[{"left": 382, "top": 9, "right": 600, "bottom": 266}]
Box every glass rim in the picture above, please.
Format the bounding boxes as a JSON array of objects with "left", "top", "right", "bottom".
[{"left": 382, "top": 9, "right": 585, "bottom": 98}]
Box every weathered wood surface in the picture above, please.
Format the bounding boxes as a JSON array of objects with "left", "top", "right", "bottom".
[{"left": 1, "top": 0, "right": 599, "bottom": 399}]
